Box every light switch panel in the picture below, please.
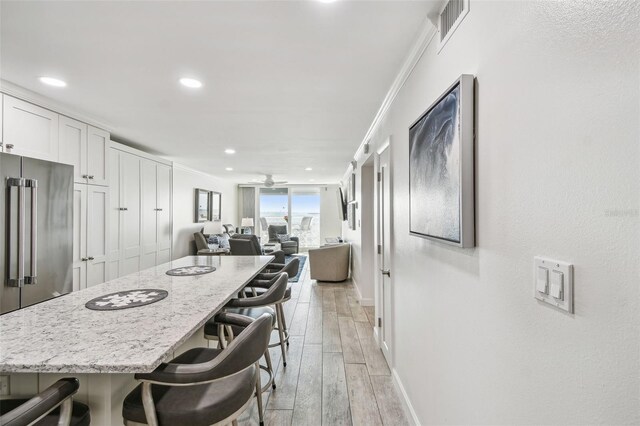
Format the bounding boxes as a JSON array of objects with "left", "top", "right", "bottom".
[{"left": 534, "top": 257, "right": 574, "bottom": 313}]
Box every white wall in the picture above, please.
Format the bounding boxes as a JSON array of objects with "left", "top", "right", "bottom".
[
  {"left": 350, "top": 1, "right": 640, "bottom": 424},
  {"left": 319, "top": 184, "right": 343, "bottom": 244},
  {"left": 171, "top": 164, "right": 238, "bottom": 258}
]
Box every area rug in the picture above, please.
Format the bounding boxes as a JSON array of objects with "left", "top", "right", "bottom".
[{"left": 285, "top": 254, "right": 307, "bottom": 283}]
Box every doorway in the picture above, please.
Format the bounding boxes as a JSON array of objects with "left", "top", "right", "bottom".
[{"left": 376, "top": 141, "right": 393, "bottom": 365}]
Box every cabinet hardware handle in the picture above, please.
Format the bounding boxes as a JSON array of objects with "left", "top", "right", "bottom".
[
  {"left": 81, "top": 257, "right": 88, "bottom": 261},
  {"left": 87, "top": 256, "right": 95, "bottom": 261},
  {"left": 88, "top": 175, "right": 94, "bottom": 179},
  {"left": 381, "top": 269, "right": 391, "bottom": 277},
  {"left": 119, "top": 207, "right": 128, "bottom": 211},
  {"left": 156, "top": 208, "right": 163, "bottom": 211},
  {"left": 6, "top": 144, "right": 14, "bottom": 150},
  {"left": 82, "top": 174, "right": 88, "bottom": 179}
]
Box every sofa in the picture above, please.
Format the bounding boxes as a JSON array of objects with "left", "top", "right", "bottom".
[
  {"left": 308, "top": 243, "right": 350, "bottom": 282},
  {"left": 267, "top": 225, "right": 299, "bottom": 255}
]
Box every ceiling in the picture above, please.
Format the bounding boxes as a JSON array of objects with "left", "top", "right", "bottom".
[{"left": 0, "top": 1, "right": 432, "bottom": 184}]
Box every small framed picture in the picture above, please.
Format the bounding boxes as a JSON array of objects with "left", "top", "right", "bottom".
[{"left": 195, "top": 188, "right": 212, "bottom": 222}]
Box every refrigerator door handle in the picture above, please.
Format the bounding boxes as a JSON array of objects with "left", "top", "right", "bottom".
[
  {"left": 7, "top": 177, "right": 25, "bottom": 287},
  {"left": 25, "top": 179, "right": 38, "bottom": 285}
]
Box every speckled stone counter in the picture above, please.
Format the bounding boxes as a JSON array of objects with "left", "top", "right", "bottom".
[{"left": 0, "top": 255, "right": 272, "bottom": 374}]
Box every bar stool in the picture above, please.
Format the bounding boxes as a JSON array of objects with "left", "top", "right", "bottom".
[
  {"left": 0, "top": 378, "right": 90, "bottom": 426},
  {"left": 122, "top": 313, "right": 272, "bottom": 426}
]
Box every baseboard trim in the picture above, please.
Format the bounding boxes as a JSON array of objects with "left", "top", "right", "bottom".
[
  {"left": 351, "top": 277, "right": 375, "bottom": 306},
  {"left": 391, "top": 368, "right": 421, "bottom": 426}
]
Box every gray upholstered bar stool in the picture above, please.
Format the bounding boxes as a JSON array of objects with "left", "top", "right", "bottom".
[
  {"left": 0, "top": 378, "right": 90, "bottom": 426},
  {"left": 122, "top": 313, "right": 272, "bottom": 426},
  {"left": 208, "top": 272, "right": 290, "bottom": 370},
  {"left": 244, "top": 257, "right": 300, "bottom": 348}
]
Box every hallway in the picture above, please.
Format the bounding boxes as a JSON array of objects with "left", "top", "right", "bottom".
[{"left": 238, "top": 260, "right": 409, "bottom": 425}]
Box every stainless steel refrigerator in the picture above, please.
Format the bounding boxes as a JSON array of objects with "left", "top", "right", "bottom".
[{"left": 1, "top": 152, "right": 73, "bottom": 314}]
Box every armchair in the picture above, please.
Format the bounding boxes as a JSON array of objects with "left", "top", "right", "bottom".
[
  {"left": 308, "top": 243, "right": 350, "bottom": 282},
  {"left": 267, "top": 225, "right": 299, "bottom": 254},
  {"left": 229, "top": 234, "right": 285, "bottom": 264}
]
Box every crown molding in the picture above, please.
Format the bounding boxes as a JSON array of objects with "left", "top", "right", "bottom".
[
  {"left": 0, "top": 79, "right": 113, "bottom": 131},
  {"left": 348, "top": 16, "right": 437, "bottom": 168}
]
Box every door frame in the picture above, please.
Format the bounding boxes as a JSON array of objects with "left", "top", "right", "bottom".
[{"left": 374, "top": 137, "right": 393, "bottom": 365}]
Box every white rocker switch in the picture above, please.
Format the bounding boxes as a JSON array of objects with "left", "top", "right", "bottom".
[
  {"left": 536, "top": 267, "right": 549, "bottom": 294},
  {"left": 550, "top": 271, "right": 564, "bottom": 300}
]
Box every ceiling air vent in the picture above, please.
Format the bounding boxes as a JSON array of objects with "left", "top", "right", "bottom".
[{"left": 438, "top": 0, "right": 469, "bottom": 52}]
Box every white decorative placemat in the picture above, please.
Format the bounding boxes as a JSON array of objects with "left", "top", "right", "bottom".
[
  {"left": 85, "top": 289, "right": 168, "bottom": 311},
  {"left": 166, "top": 265, "right": 216, "bottom": 276}
]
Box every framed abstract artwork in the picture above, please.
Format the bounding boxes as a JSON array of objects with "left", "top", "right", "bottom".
[{"left": 408, "top": 74, "right": 475, "bottom": 248}]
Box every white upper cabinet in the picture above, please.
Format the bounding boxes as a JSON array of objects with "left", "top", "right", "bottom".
[
  {"left": 59, "top": 116, "right": 88, "bottom": 183},
  {"left": 87, "top": 126, "right": 109, "bottom": 186},
  {"left": 58, "top": 116, "right": 109, "bottom": 186},
  {"left": 3, "top": 96, "right": 59, "bottom": 161}
]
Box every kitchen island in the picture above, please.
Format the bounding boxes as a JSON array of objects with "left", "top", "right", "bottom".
[{"left": 0, "top": 255, "right": 273, "bottom": 424}]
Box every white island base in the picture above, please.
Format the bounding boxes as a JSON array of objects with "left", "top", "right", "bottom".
[{"left": 8, "top": 330, "right": 211, "bottom": 426}]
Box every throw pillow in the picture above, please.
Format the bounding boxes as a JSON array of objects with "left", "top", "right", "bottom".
[
  {"left": 277, "top": 233, "right": 291, "bottom": 243},
  {"left": 217, "top": 234, "right": 230, "bottom": 249}
]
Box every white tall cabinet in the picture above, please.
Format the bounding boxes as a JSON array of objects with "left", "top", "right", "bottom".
[
  {"left": 109, "top": 144, "right": 172, "bottom": 280},
  {"left": 2, "top": 96, "right": 58, "bottom": 160}
]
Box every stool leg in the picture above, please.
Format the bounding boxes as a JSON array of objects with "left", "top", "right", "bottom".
[
  {"left": 255, "top": 361, "right": 265, "bottom": 426},
  {"left": 275, "top": 303, "right": 287, "bottom": 367},
  {"left": 264, "top": 349, "right": 276, "bottom": 390},
  {"left": 279, "top": 302, "right": 290, "bottom": 347}
]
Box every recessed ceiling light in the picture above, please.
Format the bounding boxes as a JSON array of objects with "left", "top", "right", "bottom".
[
  {"left": 225, "top": 167, "right": 233, "bottom": 171},
  {"left": 309, "top": 179, "right": 316, "bottom": 182},
  {"left": 318, "top": 0, "right": 337, "bottom": 3},
  {"left": 179, "top": 78, "right": 202, "bottom": 88},
  {"left": 39, "top": 77, "right": 66, "bottom": 87},
  {"left": 224, "top": 149, "right": 236, "bottom": 155},
  {"left": 305, "top": 167, "right": 313, "bottom": 171}
]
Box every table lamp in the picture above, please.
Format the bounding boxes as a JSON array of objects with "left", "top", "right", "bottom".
[
  {"left": 241, "top": 217, "right": 254, "bottom": 234},
  {"left": 203, "top": 221, "right": 223, "bottom": 235}
]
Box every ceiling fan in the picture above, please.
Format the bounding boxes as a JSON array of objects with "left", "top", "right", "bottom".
[{"left": 248, "top": 174, "right": 288, "bottom": 188}]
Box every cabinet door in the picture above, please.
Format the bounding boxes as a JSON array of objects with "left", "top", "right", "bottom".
[
  {"left": 141, "top": 159, "right": 158, "bottom": 270},
  {"left": 156, "top": 164, "right": 172, "bottom": 264},
  {"left": 108, "top": 149, "right": 121, "bottom": 279},
  {"left": 87, "top": 126, "right": 109, "bottom": 186},
  {"left": 87, "top": 185, "right": 109, "bottom": 287},
  {"left": 1, "top": 93, "right": 4, "bottom": 148},
  {"left": 72, "top": 184, "right": 87, "bottom": 291},
  {"left": 120, "top": 152, "right": 142, "bottom": 275},
  {"left": 59, "top": 116, "right": 88, "bottom": 183},
  {"left": 3, "top": 96, "right": 59, "bottom": 161}
]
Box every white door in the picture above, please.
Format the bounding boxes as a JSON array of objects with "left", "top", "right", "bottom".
[
  {"left": 0, "top": 94, "right": 4, "bottom": 149},
  {"left": 3, "top": 96, "right": 59, "bottom": 161},
  {"left": 378, "top": 146, "right": 393, "bottom": 363},
  {"left": 86, "top": 185, "right": 109, "bottom": 287},
  {"left": 156, "top": 164, "right": 172, "bottom": 264},
  {"left": 141, "top": 159, "right": 158, "bottom": 269},
  {"left": 87, "top": 126, "right": 109, "bottom": 186},
  {"left": 120, "top": 152, "right": 142, "bottom": 275},
  {"left": 72, "top": 184, "right": 87, "bottom": 291},
  {"left": 108, "top": 149, "right": 121, "bottom": 279},
  {"left": 58, "top": 116, "right": 88, "bottom": 183}
]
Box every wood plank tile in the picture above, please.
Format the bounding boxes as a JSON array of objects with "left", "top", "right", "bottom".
[
  {"left": 305, "top": 306, "right": 323, "bottom": 345},
  {"left": 347, "top": 296, "right": 369, "bottom": 323},
  {"left": 289, "top": 302, "right": 310, "bottom": 336},
  {"left": 338, "top": 317, "right": 365, "bottom": 364},
  {"left": 264, "top": 409, "right": 293, "bottom": 426},
  {"left": 334, "top": 289, "right": 351, "bottom": 317},
  {"left": 345, "top": 364, "right": 383, "bottom": 426},
  {"left": 322, "top": 311, "right": 342, "bottom": 353},
  {"left": 309, "top": 285, "right": 323, "bottom": 307},
  {"left": 269, "top": 336, "right": 303, "bottom": 410},
  {"left": 292, "top": 344, "right": 323, "bottom": 425},
  {"left": 322, "top": 288, "right": 337, "bottom": 312},
  {"left": 354, "top": 321, "right": 390, "bottom": 376},
  {"left": 370, "top": 375, "right": 410, "bottom": 426},
  {"left": 322, "top": 352, "right": 351, "bottom": 426},
  {"left": 363, "top": 306, "right": 376, "bottom": 327}
]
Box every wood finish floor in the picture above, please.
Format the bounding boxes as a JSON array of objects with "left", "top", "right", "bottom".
[{"left": 237, "top": 260, "right": 409, "bottom": 426}]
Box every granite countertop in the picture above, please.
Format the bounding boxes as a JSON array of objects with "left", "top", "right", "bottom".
[{"left": 0, "top": 255, "right": 273, "bottom": 374}]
